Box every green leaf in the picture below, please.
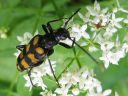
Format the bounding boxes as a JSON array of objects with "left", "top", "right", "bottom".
[
  {"left": 17, "top": 74, "right": 32, "bottom": 96},
  {"left": 97, "top": 55, "right": 128, "bottom": 92}
]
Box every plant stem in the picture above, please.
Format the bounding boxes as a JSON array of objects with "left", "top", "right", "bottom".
[
  {"left": 72, "top": 47, "right": 81, "bottom": 68},
  {"left": 57, "top": 58, "right": 75, "bottom": 79}
]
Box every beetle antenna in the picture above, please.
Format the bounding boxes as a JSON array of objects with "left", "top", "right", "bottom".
[
  {"left": 69, "top": 38, "right": 99, "bottom": 64},
  {"left": 64, "top": 8, "right": 81, "bottom": 28}
]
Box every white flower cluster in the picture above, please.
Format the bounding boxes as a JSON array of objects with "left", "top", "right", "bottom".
[
  {"left": 53, "top": 68, "right": 111, "bottom": 96},
  {"left": 68, "top": 0, "right": 128, "bottom": 68}
]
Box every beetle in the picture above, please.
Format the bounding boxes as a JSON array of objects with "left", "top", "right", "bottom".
[{"left": 16, "top": 8, "right": 98, "bottom": 87}]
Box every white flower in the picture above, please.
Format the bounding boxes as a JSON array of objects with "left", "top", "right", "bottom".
[
  {"left": 115, "top": 91, "right": 119, "bottom": 96},
  {"left": 87, "top": 78, "right": 112, "bottom": 96},
  {"left": 110, "top": 13, "right": 123, "bottom": 29},
  {"left": 0, "top": 32, "right": 7, "bottom": 39},
  {"left": 86, "top": 0, "right": 107, "bottom": 16},
  {"left": 102, "top": 89, "right": 112, "bottom": 96},
  {"left": 105, "top": 25, "right": 117, "bottom": 37},
  {"left": 71, "top": 24, "right": 90, "bottom": 41},
  {"left": 72, "top": 88, "right": 80, "bottom": 95},
  {"left": 56, "top": 68, "right": 111, "bottom": 96},
  {"left": 104, "top": 13, "right": 123, "bottom": 38},
  {"left": 17, "top": 31, "right": 38, "bottom": 45},
  {"left": 88, "top": 45, "right": 98, "bottom": 52},
  {"left": 24, "top": 73, "right": 47, "bottom": 91},
  {"left": 85, "top": 77, "right": 101, "bottom": 92},
  {"left": 123, "top": 16, "right": 128, "bottom": 23},
  {"left": 0, "top": 27, "right": 8, "bottom": 39},
  {"left": 40, "top": 90, "right": 56, "bottom": 96},
  {"left": 55, "top": 84, "right": 71, "bottom": 96},
  {"left": 31, "top": 72, "right": 47, "bottom": 90},
  {"left": 122, "top": 43, "right": 128, "bottom": 53},
  {"left": 32, "top": 59, "right": 56, "bottom": 76},
  {"left": 23, "top": 75, "right": 33, "bottom": 91},
  {"left": 89, "top": 89, "right": 112, "bottom": 96},
  {"left": 99, "top": 42, "right": 114, "bottom": 68},
  {"left": 99, "top": 39, "right": 126, "bottom": 68},
  {"left": 86, "top": 0, "right": 109, "bottom": 30},
  {"left": 14, "top": 50, "right": 21, "bottom": 57},
  {"left": 78, "top": 12, "right": 91, "bottom": 23},
  {"left": 17, "top": 32, "right": 33, "bottom": 45},
  {"left": 100, "top": 41, "right": 114, "bottom": 52},
  {"left": 79, "top": 70, "right": 92, "bottom": 90},
  {"left": 59, "top": 71, "right": 80, "bottom": 86}
]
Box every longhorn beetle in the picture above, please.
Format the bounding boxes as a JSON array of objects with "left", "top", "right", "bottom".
[{"left": 16, "top": 8, "right": 98, "bottom": 87}]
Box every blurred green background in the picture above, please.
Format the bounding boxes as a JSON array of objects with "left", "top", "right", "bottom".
[{"left": 0, "top": 0, "right": 128, "bottom": 96}]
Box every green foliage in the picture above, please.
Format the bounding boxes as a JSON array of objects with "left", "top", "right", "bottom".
[{"left": 0, "top": 0, "right": 128, "bottom": 96}]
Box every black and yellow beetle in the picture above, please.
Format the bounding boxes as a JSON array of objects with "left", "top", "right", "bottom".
[{"left": 16, "top": 8, "right": 98, "bottom": 87}]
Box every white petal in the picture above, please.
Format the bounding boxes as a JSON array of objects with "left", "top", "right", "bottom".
[
  {"left": 112, "top": 13, "right": 115, "bottom": 20},
  {"left": 93, "top": 17, "right": 100, "bottom": 24},
  {"left": 89, "top": 46, "right": 98, "bottom": 52},
  {"left": 34, "top": 30, "right": 39, "bottom": 35},
  {"left": 102, "top": 8, "right": 108, "bottom": 14},
  {"left": 82, "top": 32, "right": 90, "bottom": 39},
  {"left": 0, "top": 33, "right": 7, "bottom": 39},
  {"left": 123, "top": 19, "right": 128, "bottom": 23},
  {"left": 96, "top": 85, "right": 102, "bottom": 93},
  {"left": 17, "top": 36, "right": 23, "bottom": 42},
  {"left": 113, "top": 8, "right": 118, "bottom": 13},
  {"left": 103, "top": 89, "right": 112, "bottom": 96},
  {"left": 86, "top": 6, "right": 97, "bottom": 16},
  {"left": 24, "top": 32, "right": 33, "bottom": 40},
  {"left": 78, "top": 12, "right": 84, "bottom": 20},
  {"left": 111, "top": 27, "right": 117, "bottom": 33},
  {"left": 115, "top": 91, "right": 119, "bottom": 96},
  {"left": 72, "top": 88, "right": 80, "bottom": 95},
  {"left": 104, "top": 62, "right": 110, "bottom": 69},
  {"left": 116, "top": 18, "right": 123, "bottom": 22},
  {"left": 119, "top": 7, "right": 128, "bottom": 13},
  {"left": 81, "top": 25, "right": 87, "bottom": 32},
  {"left": 94, "top": 0, "right": 100, "bottom": 11},
  {"left": 72, "top": 27, "right": 80, "bottom": 33},
  {"left": 116, "top": 23, "right": 122, "bottom": 29},
  {"left": 55, "top": 88, "right": 62, "bottom": 94}
]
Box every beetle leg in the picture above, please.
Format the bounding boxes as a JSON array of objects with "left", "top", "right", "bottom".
[
  {"left": 42, "top": 24, "right": 49, "bottom": 34},
  {"left": 59, "top": 42, "right": 73, "bottom": 48},
  {"left": 47, "top": 57, "right": 60, "bottom": 87},
  {"left": 47, "top": 49, "right": 54, "bottom": 56},
  {"left": 27, "top": 68, "right": 36, "bottom": 87}
]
